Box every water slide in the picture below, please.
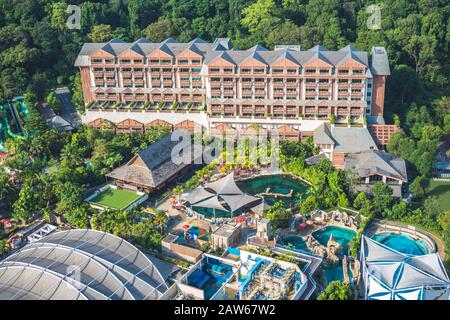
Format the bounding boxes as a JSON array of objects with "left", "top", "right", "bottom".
[{"left": 0, "top": 97, "right": 28, "bottom": 151}]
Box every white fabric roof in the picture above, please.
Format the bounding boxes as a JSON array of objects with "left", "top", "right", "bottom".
[
  {"left": 220, "top": 194, "right": 260, "bottom": 212},
  {"left": 205, "top": 173, "right": 244, "bottom": 195},
  {"left": 193, "top": 195, "right": 229, "bottom": 212},
  {"left": 361, "top": 236, "right": 450, "bottom": 300},
  {"left": 181, "top": 187, "right": 215, "bottom": 205}
]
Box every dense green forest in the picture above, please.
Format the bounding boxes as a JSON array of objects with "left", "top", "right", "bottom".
[{"left": 0, "top": 1, "right": 450, "bottom": 262}]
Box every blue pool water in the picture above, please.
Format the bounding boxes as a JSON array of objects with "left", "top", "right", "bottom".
[
  {"left": 283, "top": 236, "right": 311, "bottom": 253},
  {"left": 322, "top": 263, "right": 352, "bottom": 284},
  {"left": 371, "top": 233, "right": 430, "bottom": 256},
  {"left": 312, "top": 226, "right": 356, "bottom": 255}
]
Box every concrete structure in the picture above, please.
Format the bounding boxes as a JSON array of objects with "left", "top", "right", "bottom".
[
  {"left": 161, "top": 234, "right": 203, "bottom": 264},
  {"left": 211, "top": 223, "right": 242, "bottom": 250},
  {"left": 75, "top": 38, "right": 390, "bottom": 140}
]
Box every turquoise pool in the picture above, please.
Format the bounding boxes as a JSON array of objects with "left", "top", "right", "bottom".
[
  {"left": 238, "top": 174, "right": 308, "bottom": 206},
  {"left": 371, "top": 233, "right": 430, "bottom": 256},
  {"left": 312, "top": 226, "right": 356, "bottom": 255},
  {"left": 282, "top": 236, "right": 311, "bottom": 253},
  {"left": 322, "top": 263, "right": 352, "bottom": 284}
]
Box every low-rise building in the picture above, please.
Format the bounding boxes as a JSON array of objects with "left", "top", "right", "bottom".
[
  {"left": 161, "top": 233, "right": 203, "bottom": 264},
  {"left": 211, "top": 223, "right": 242, "bottom": 250}
]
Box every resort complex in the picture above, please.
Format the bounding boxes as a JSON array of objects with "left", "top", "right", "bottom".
[{"left": 1, "top": 1, "right": 450, "bottom": 305}]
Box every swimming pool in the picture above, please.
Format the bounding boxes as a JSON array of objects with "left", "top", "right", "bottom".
[
  {"left": 371, "top": 232, "right": 430, "bottom": 256},
  {"left": 238, "top": 174, "right": 308, "bottom": 206},
  {"left": 322, "top": 263, "right": 352, "bottom": 284},
  {"left": 282, "top": 236, "right": 311, "bottom": 253},
  {"left": 312, "top": 226, "right": 356, "bottom": 255}
]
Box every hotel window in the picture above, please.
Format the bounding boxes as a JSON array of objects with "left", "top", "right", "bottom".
[
  {"left": 286, "top": 68, "right": 297, "bottom": 74},
  {"left": 241, "top": 68, "right": 251, "bottom": 73},
  {"left": 318, "top": 79, "right": 328, "bottom": 83},
  {"left": 367, "top": 92, "right": 371, "bottom": 97},
  {"left": 192, "top": 77, "right": 201, "bottom": 81},
  {"left": 191, "top": 59, "right": 201, "bottom": 64},
  {"left": 338, "top": 79, "right": 349, "bottom": 83},
  {"left": 133, "top": 59, "right": 143, "bottom": 64},
  {"left": 94, "top": 68, "right": 103, "bottom": 72},
  {"left": 192, "top": 68, "right": 201, "bottom": 73},
  {"left": 254, "top": 68, "right": 265, "bottom": 73},
  {"left": 273, "top": 78, "right": 284, "bottom": 82},
  {"left": 134, "top": 68, "right": 143, "bottom": 72},
  {"left": 338, "top": 69, "right": 349, "bottom": 74},
  {"left": 161, "top": 59, "right": 171, "bottom": 64},
  {"left": 286, "top": 79, "right": 296, "bottom": 83},
  {"left": 272, "top": 68, "right": 283, "bottom": 74},
  {"left": 150, "top": 59, "right": 159, "bottom": 64},
  {"left": 254, "top": 78, "right": 264, "bottom": 82},
  {"left": 242, "top": 78, "right": 252, "bottom": 82},
  {"left": 136, "top": 93, "right": 144, "bottom": 98},
  {"left": 223, "top": 68, "right": 233, "bottom": 73},
  {"left": 352, "top": 89, "right": 361, "bottom": 93},
  {"left": 104, "top": 59, "right": 114, "bottom": 64},
  {"left": 180, "top": 68, "right": 189, "bottom": 73},
  {"left": 305, "top": 78, "right": 316, "bottom": 83},
  {"left": 93, "top": 59, "right": 103, "bottom": 63},
  {"left": 319, "top": 69, "right": 329, "bottom": 74},
  {"left": 163, "top": 77, "right": 172, "bottom": 81},
  {"left": 352, "top": 79, "right": 362, "bottom": 83},
  {"left": 353, "top": 69, "right": 363, "bottom": 74},
  {"left": 179, "top": 59, "right": 189, "bottom": 64},
  {"left": 121, "top": 59, "right": 131, "bottom": 63},
  {"left": 150, "top": 68, "right": 160, "bottom": 72},
  {"left": 367, "top": 83, "right": 372, "bottom": 88},
  {"left": 210, "top": 68, "right": 220, "bottom": 73},
  {"left": 305, "top": 69, "right": 316, "bottom": 74}
]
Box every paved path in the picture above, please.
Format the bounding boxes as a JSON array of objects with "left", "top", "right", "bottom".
[{"left": 55, "top": 87, "right": 81, "bottom": 127}]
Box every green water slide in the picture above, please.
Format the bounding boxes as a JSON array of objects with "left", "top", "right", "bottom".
[{"left": 0, "top": 97, "right": 28, "bottom": 150}]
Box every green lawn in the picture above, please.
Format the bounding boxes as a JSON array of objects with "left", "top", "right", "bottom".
[
  {"left": 89, "top": 187, "right": 143, "bottom": 210},
  {"left": 425, "top": 179, "right": 450, "bottom": 212}
]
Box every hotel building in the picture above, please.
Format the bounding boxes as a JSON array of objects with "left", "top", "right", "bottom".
[{"left": 75, "top": 37, "right": 391, "bottom": 141}]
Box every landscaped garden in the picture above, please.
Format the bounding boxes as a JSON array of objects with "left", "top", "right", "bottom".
[{"left": 425, "top": 179, "right": 450, "bottom": 212}]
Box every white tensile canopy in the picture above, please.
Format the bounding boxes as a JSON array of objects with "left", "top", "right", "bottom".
[
  {"left": 220, "top": 194, "right": 261, "bottom": 212},
  {"left": 361, "top": 236, "right": 450, "bottom": 300},
  {"left": 205, "top": 173, "right": 244, "bottom": 195},
  {"left": 192, "top": 195, "right": 229, "bottom": 212},
  {"left": 181, "top": 187, "right": 215, "bottom": 205},
  {"left": 251, "top": 200, "right": 269, "bottom": 216}
]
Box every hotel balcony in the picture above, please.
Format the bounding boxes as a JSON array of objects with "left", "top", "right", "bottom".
[
  {"left": 122, "top": 79, "right": 132, "bottom": 86},
  {"left": 211, "top": 89, "right": 221, "bottom": 96},
  {"left": 304, "top": 108, "right": 317, "bottom": 115},
  {"left": 151, "top": 81, "right": 161, "bottom": 87},
  {"left": 105, "top": 71, "right": 115, "bottom": 78},
  {"left": 163, "top": 95, "right": 175, "bottom": 102},
  {"left": 179, "top": 71, "right": 190, "bottom": 77},
  {"left": 180, "top": 95, "right": 191, "bottom": 102},
  {"left": 106, "top": 79, "right": 116, "bottom": 86},
  {"left": 241, "top": 106, "right": 253, "bottom": 114},
  {"left": 211, "top": 106, "right": 223, "bottom": 113},
  {"left": 134, "top": 79, "right": 144, "bottom": 86},
  {"left": 93, "top": 71, "right": 104, "bottom": 77},
  {"left": 224, "top": 106, "right": 235, "bottom": 114},
  {"left": 286, "top": 82, "right": 297, "bottom": 88},
  {"left": 162, "top": 71, "right": 173, "bottom": 77},
  {"left": 350, "top": 107, "right": 363, "bottom": 115},
  {"left": 210, "top": 80, "right": 221, "bottom": 86},
  {"left": 193, "top": 95, "right": 203, "bottom": 102},
  {"left": 272, "top": 82, "right": 285, "bottom": 88},
  {"left": 134, "top": 71, "right": 144, "bottom": 77},
  {"left": 338, "top": 84, "right": 350, "bottom": 89},
  {"left": 286, "top": 91, "right": 297, "bottom": 98},
  {"left": 286, "top": 107, "right": 298, "bottom": 115},
  {"left": 351, "top": 83, "right": 364, "bottom": 90},
  {"left": 337, "top": 108, "right": 349, "bottom": 116},
  {"left": 223, "top": 89, "right": 234, "bottom": 96},
  {"left": 94, "top": 80, "right": 104, "bottom": 86},
  {"left": 222, "top": 81, "right": 234, "bottom": 88},
  {"left": 253, "top": 82, "right": 266, "bottom": 88},
  {"left": 163, "top": 80, "right": 173, "bottom": 87},
  {"left": 241, "top": 82, "right": 252, "bottom": 88},
  {"left": 192, "top": 80, "right": 202, "bottom": 87},
  {"left": 106, "top": 94, "right": 118, "bottom": 100},
  {"left": 180, "top": 80, "right": 190, "bottom": 87},
  {"left": 121, "top": 71, "right": 132, "bottom": 78},
  {"left": 134, "top": 95, "right": 146, "bottom": 101},
  {"left": 254, "top": 106, "right": 266, "bottom": 113},
  {"left": 272, "top": 107, "right": 285, "bottom": 114}
]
